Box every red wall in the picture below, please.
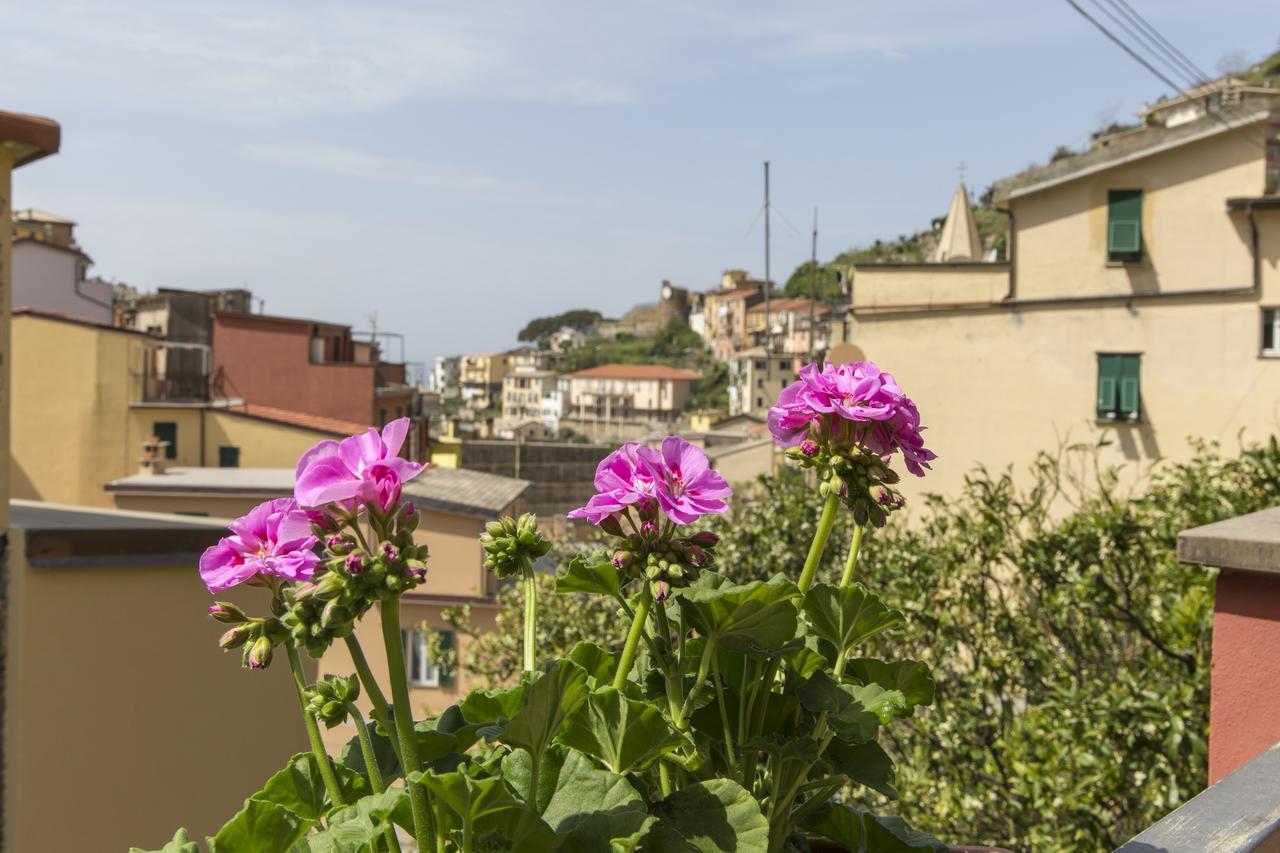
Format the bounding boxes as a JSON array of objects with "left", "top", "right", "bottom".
[
  {"left": 1209, "top": 569, "right": 1280, "bottom": 784},
  {"left": 212, "top": 315, "right": 374, "bottom": 426}
]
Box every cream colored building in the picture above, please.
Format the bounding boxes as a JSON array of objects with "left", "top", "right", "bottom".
[
  {"left": 847, "top": 104, "right": 1280, "bottom": 501},
  {"left": 563, "top": 363, "right": 700, "bottom": 442},
  {"left": 501, "top": 368, "right": 560, "bottom": 426},
  {"left": 460, "top": 352, "right": 509, "bottom": 410},
  {"left": 104, "top": 464, "right": 531, "bottom": 729}
]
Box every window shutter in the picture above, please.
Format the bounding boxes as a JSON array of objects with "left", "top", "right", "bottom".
[
  {"left": 438, "top": 630, "right": 455, "bottom": 687},
  {"left": 218, "top": 446, "right": 240, "bottom": 468},
  {"left": 1096, "top": 355, "right": 1120, "bottom": 419},
  {"left": 153, "top": 421, "right": 178, "bottom": 460},
  {"left": 1107, "top": 190, "right": 1143, "bottom": 256},
  {"left": 1118, "top": 355, "right": 1141, "bottom": 418}
]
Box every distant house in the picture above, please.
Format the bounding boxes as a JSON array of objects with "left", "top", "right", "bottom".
[
  {"left": 744, "top": 297, "right": 834, "bottom": 355},
  {"left": 500, "top": 368, "right": 561, "bottom": 431},
  {"left": 700, "top": 271, "right": 766, "bottom": 358},
  {"left": 459, "top": 352, "right": 509, "bottom": 411},
  {"left": 563, "top": 363, "right": 700, "bottom": 442},
  {"left": 10, "top": 208, "right": 112, "bottom": 325},
  {"left": 726, "top": 348, "right": 804, "bottom": 417}
]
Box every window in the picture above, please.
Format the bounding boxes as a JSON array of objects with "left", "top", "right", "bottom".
[
  {"left": 756, "top": 396, "right": 764, "bottom": 408},
  {"left": 1263, "top": 308, "right": 1280, "bottom": 358},
  {"left": 403, "top": 628, "right": 453, "bottom": 687},
  {"left": 378, "top": 407, "right": 387, "bottom": 427},
  {"left": 218, "top": 446, "right": 241, "bottom": 468},
  {"left": 152, "top": 421, "right": 177, "bottom": 460},
  {"left": 1107, "top": 189, "right": 1143, "bottom": 263},
  {"left": 1097, "top": 353, "right": 1141, "bottom": 421}
]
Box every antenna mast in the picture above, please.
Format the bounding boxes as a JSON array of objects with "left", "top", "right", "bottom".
[
  {"left": 810, "top": 207, "right": 818, "bottom": 359},
  {"left": 763, "top": 161, "right": 771, "bottom": 356}
]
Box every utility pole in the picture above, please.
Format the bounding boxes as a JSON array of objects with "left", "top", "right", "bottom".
[
  {"left": 763, "top": 161, "right": 771, "bottom": 356},
  {"left": 809, "top": 207, "right": 818, "bottom": 360}
]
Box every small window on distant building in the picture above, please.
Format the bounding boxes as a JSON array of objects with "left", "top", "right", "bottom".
[
  {"left": 1263, "top": 308, "right": 1280, "bottom": 358},
  {"left": 395, "top": 405, "right": 403, "bottom": 418},
  {"left": 756, "top": 378, "right": 763, "bottom": 389},
  {"left": 218, "top": 446, "right": 241, "bottom": 468},
  {"left": 1097, "top": 353, "right": 1141, "bottom": 421},
  {"left": 756, "top": 396, "right": 764, "bottom": 408},
  {"left": 152, "top": 421, "right": 177, "bottom": 460},
  {"left": 402, "top": 628, "right": 453, "bottom": 687},
  {"left": 754, "top": 360, "right": 766, "bottom": 370},
  {"left": 1107, "top": 189, "right": 1143, "bottom": 263},
  {"left": 379, "top": 408, "right": 387, "bottom": 427}
]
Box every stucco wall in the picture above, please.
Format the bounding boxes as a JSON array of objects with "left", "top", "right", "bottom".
[
  {"left": 204, "top": 411, "right": 333, "bottom": 468},
  {"left": 212, "top": 314, "right": 374, "bottom": 426},
  {"left": 851, "top": 263, "right": 1011, "bottom": 309},
  {"left": 1010, "top": 126, "right": 1263, "bottom": 300},
  {"left": 3, "top": 529, "right": 309, "bottom": 852},
  {"left": 10, "top": 240, "right": 111, "bottom": 325}
]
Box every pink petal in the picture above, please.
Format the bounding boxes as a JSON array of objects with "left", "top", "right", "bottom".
[
  {"left": 295, "top": 456, "right": 362, "bottom": 507},
  {"left": 295, "top": 439, "right": 341, "bottom": 482},
  {"left": 380, "top": 417, "right": 410, "bottom": 459}
]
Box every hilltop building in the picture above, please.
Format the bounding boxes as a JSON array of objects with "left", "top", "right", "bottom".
[
  {"left": 459, "top": 352, "right": 509, "bottom": 411},
  {"left": 702, "top": 271, "right": 766, "bottom": 358},
  {"left": 745, "top": 297, "right": 834, "bottom": 355},
  {"left": 562, "top": 363, "right": 700, "bottom": 442},
  {"left": 10, "top": 208, "right": 112, "bottom": 324},
  {"left": 432, "top": 354, "right": 461, "bottom": 397},
  {"left": 845, "top": 98, "right": 1280, "bottom": 499}
]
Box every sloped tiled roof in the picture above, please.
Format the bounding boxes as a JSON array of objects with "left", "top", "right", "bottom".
[
  {"left": 570, "top": 364, "right": 701, "bottom": 381},
  {"left": 233, "top": 404, "right": 371, "bottom": 437},
  {"left": 403, "top": 466, "right": 531, "bottom": 518}
]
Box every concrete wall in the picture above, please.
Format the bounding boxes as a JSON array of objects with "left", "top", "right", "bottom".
[
  {"left": 3, "top": 528, "right": 310, "bottom": 852},
  {"left": 204, "top": 410, "right": 334, "bottom": 468},
  {"left": 851, "top": 263, "right": 1011, "bottom": 309},
  {"left": 459, "top": 439, "right": 604, "bottom": 521},
  {"left": 10, "top": 240, "right": 111, "bottom": 325},
  {"left": 212, "top": 314, "right": 374, "bottom": 426}
]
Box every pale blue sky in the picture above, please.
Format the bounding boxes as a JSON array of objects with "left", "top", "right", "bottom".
[{"left": 7, "top": 2, "right": 1277, "bottom": 368}]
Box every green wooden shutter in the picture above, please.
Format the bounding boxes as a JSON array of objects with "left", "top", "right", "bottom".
[
  {"left": 218, "top": 446, "right": 240, "bottom": 468},
  {"left": 1096, "top": 355, "right": 1120, "bottom": 419},
  {"left": 152, "top": 421, "right": 178, "bottom": 459},
  {"left": 1108, "top": 190, "right": 1143, "bottom": 257},
  {"left": 438, "top": 630, "right": 455, "bottom": 687},
  {"left": 1118, "top": 355, "right": 1141, "bottom": 419}
]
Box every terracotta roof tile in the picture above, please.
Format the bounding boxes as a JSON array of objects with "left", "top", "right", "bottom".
[
  {"left": 234, "top": 404, "right": 370, "bottom": 437},
  {"left": 570, "top": 364, "right": 701, "bottom": 381}
]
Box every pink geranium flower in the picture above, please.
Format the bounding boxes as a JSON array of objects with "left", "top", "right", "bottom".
[
  {"left": 199, "top": 498, "right": 320, "bottom": 593},
  {"left": 294, "top": 417, "right": 425, "bottom": 509},
  {"left": 768, "top": 361, "right": 936, "bottom": 477},
  {"left": 568, "top": 436, "right": 731, "bottom": 526}
]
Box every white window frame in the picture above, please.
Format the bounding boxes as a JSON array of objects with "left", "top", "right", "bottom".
[
  {"left": 1263, "top": 308, "right": 1280, "bottom": 359},
  {"left": 405, "top": 628, "right": 441, "bottom": 688}
]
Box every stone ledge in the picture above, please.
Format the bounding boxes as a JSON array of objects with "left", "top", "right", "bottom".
[{"left": 1177, "top": 506, "right": 1280, "bottom": 574}]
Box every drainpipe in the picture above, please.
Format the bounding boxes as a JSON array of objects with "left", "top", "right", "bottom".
[{"left": 999, "top": 204, "right": 1016, "bottom": 301}]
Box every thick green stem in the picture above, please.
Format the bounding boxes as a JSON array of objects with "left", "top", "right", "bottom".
[
  {"left": 285, "top": 644, "right": 346, "bottom": 808},
  {"left": 654, "top": 602, "right": 685, "bottom": 724},
  {"left": 344, "top": 635, "right": 400, "bottom": 763},
  {"left": 379, "top": 600, "right": 435, "bottom": 851},
  {"left": 838, "top": 525, "right": 866, "bottom": 588},
  {"left": 350, "top": 706, "right": 402, "bottom": 853},
  {"left": 658, "top": 761, "right": 673, "bottom": 797},
  {"left": 678, "top": 635, "right": 718, "bottom": 723},
  {"left": 522, "top": 565, "right": 537, "bottom": 673},
  {"left": 710, "top": 654, "right": 737, "bottom": 769},
  {"left": 796, "top": 492, "right": 841, "bottom": 593},
  {"left": 612, "top": 590, "right": 653, "bottom": 690}
]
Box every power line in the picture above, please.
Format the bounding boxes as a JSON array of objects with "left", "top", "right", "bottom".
[
  {"left": 1106, "top": 0, "right": 1213, "bottom": 84},
  {"left": 1088, "top": 0, "right": 1199, "bottom": 90}
]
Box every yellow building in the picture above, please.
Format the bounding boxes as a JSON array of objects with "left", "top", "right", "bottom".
[
  {"left": 848, "top": 104, "right": 1280, "bottom": 500},
  {"left": 10, "top": 308, "right": 374, "bottom": 507},
  {"left": 104, "top": 464, "right": 531, "bottom": 733},
  {"left": 5, "top": 500, "right": 311, "bottom": 852},
  {"left": 459, "top": 352, "right": 509, "bottom": 410}
]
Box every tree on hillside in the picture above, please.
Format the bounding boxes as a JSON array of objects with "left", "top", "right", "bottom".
[
  {"left": 782, "top": 260, "right": 844, "bottom": 300},
  {"left": 517, "top": 308, "right": 603, "bottom": 343}
]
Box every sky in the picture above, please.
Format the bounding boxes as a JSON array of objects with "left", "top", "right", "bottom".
[{"left": 6, "top": 1, "right": 1278, "bottom": 370}]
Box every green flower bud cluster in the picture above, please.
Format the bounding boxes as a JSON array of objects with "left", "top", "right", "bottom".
[
  {"left": 283, "top": 518, "right": 430, "bottom": 658},
  {"left": 786, "top": 438, "right": 905, "bottom": 528},
  {"left": 210, "top": 601, "right": 289, "bottom": 670},
  {"left": 480, "top": 513, "right": 551, "bottom": 578},
  {"left": 303, "top": 674, "right": 360, "bottom": 728},
  {"left": 609, "top": 522, "right": 720, "bottom": 600}
]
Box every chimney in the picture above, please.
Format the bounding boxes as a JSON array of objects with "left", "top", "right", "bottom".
[{"left": 139, "top": 435, "right": 169, "bottom": 476}]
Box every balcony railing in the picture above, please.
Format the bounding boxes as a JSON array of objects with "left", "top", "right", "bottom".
[{"left": 142, "top": 371, "right": 209, "bottom": 403}]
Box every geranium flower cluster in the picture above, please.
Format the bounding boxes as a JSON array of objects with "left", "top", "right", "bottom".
[
  {"left": 199, "top": 418, "right": 429, "bottom": 667},
  {"left": 568, "top": 436, "right": 730, "bottom": 600},
  {"left": 768, "top": 360, "right": 935, "bottom": 477}
]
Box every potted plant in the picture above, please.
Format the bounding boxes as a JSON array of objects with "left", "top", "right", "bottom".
[{"left": 136, "top": 361, "right": 995, "bottom": 853}]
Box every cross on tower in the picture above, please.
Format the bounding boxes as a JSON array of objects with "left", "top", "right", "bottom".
[{"left": 957, "top": 162, "right": 966, "bottom": 185}]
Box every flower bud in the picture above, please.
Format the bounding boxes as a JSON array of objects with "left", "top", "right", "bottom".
[
  {"left": 651, "top": 580, "right": 670, "bottom": 602},
  {"left": 208, "top": 601, "right": 248, "bottom": 624},
  {"left": 612, "top": 550, "right": 631, "bottom": 570},
  {"left": 800, "top": 439, "right": 819, "bottom": 457},
  {"left": 687, "top": 531, "right": 720, "bottom": 548},
  {"left": 382, "top": 543, "right": 400, "bottom": 563},
  {"left": 641, "top": 521, "right": 658, "bottom": 538},
  {"left": 246, "top": 635, "right": 274, "bottom": 670},
  {"left": 219, "top": 623, "right": 255, "bottom": 650},
  {"left": 599, "top": 514, "right": 625, "bottom": 537},
  {"left": 345, "top": 553, "right": 366, "bottom": 575}
]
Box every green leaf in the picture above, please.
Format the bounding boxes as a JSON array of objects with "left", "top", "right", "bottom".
[
  {"left": 842, "top": 658, "right": 935, "bottom": 716},
  {"left": 501, "top": 660, "right": 590, "bottom": 762},
  {"left": 536, "top": 748, "right": 650, "bottom": 845},
  {"left": 456, "top": 683, "right": 528, "bottom": 743},
  {"left": 799, "top": 673, "right": 906, "bottom": 743},
  {"left": 645, "top": 779, "right": 769, "bottom": 852},
  {"left": 339, "top": 724, "right": 401, "bottom": 782},
  {"left": 207, "top": 797, "right": 308, "bottom": 853},
  {"left": 828, "top": 739, "right": 899, "bottom": 799},
  {"left": 558, "top": 687, "right": 685, "bottom": 774},
  {"left": 250, "top": 752, "right": 367, "bottom": 822},
  {"left": 557, "top": 554, "right": 622, "bottom": 598},
  {"left": 568, "top": 641, "right": 619, "bottom": 686},
  {"left": 808, "top": 805, "right": 946, "bottom": 852},
  {"left": 414, "top": 768, "right": 557, "bottom": 850},
  {"left": 129, "top": 827, "right": 200, "bottom": 853},
  {"left": 677, "top": 574, "right": 801, "bottom": 652},
  {"left": 307, "top": 791, "right": 409, "bottom": 853},
  {"left": 802, "top": 583, "right": 904, "bottom": 656}
]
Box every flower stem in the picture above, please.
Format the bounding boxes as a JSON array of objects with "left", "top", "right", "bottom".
[
  {"left": 796, "top": 492, "right": 841, "bottom": 593},
  {"left": 379, "top": 599, "right": 435, "bottom": 851},
  {"left": 612, "top": 588, "right": 653, "bottom": 690},
  {"left": 348, "top": 704, "right": 403, "bottom": 853},
  {"left": 838, "top": 524, "right": 866, "bottom": 588},
  {"left": 344, "top": 635, "right": 400, "bottom": 763},
  {"left": 710, "top": 653, "right": 737, "bottom": 770},
  {"left": 522, "top": 564, "right": 537, "bottom": 673},
  {"left": 284, "top": 644, "right": 346, "bottom": 809}
]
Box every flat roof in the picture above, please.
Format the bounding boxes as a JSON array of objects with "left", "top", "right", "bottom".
[
  {"left": 571, "top": 364, "right": 701, "bottom": 381},
  {"left": 106, "top": 465, "right": 532, "bottom": 519},
  {"left": 1178, "top": 506, "right": 1280, "bottom": 575},
  {"left": 11, "top": 499, "right": 224, "bottom": 569},
  {"left": 0, "top": 110, "right": 60, "bottom": 167}
]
